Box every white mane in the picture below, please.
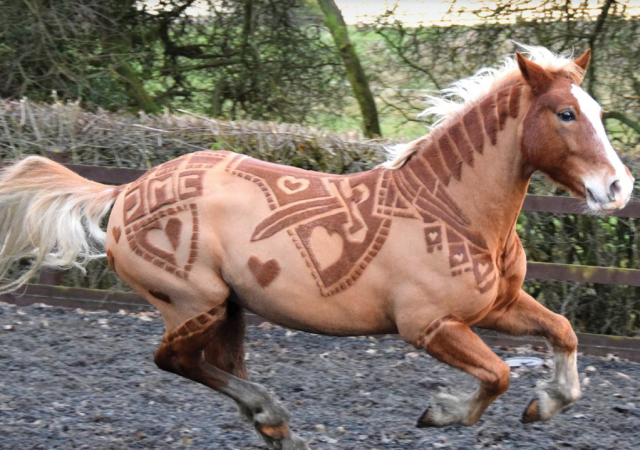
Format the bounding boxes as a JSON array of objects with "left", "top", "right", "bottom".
[{"left": 383, "top": 44, "right": 582, "bottom": 169}]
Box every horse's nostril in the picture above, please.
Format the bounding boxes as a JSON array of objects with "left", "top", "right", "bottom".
[{"left": 608, "top": 179, "right": 621, "bottom": 201}]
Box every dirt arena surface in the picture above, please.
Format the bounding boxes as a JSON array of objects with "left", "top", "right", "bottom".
[{"left": 1, "top": 302, "right": 638, "bottom": 450}]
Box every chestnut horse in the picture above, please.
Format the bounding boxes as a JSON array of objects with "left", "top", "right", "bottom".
[{"left": 0, "top": 47, "right": 634, "bottom": 449}]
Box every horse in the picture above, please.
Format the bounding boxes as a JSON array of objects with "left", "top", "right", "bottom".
[{"left": 0, "top": 46, "right": 634, "bottom": 450}]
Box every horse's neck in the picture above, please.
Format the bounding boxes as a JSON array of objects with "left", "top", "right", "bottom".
[{"left": 399, "top": 84, "right": 530, "bottom": 252}]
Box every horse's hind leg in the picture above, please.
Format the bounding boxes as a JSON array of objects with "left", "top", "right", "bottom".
[
  {"left": 476, "top": 290, "right": 580, "bottom": 423},
  {"left": 412, "top": 318, "right": 510, "bottom": 427},
  {"left": 154, "top": 300, "right": 308, "bottom": 450}
]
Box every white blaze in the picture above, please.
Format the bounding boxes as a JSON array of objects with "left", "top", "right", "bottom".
[{"left": 571, "top": 84, "right": 633, "bottom": 209}]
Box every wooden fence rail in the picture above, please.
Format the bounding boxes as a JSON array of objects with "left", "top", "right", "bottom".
[{"left": 2, "top": 283, "right": 639, "bottom": 361}]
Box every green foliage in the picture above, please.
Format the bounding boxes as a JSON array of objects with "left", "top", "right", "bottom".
[
  {"left": 368, "top": 0, "right": 640, "bottom": 154},
  {"left": 151, "top": 0, "right": 348, "bottom": 122},
  {"left": 0, "top": 0, "right": 138, "bottom": 110},
  {"left": 519, "top": 210, "right": 640, "bottom": 335},
  {"left": 0, "top": 0, "right": 349, "bottom": 122}
]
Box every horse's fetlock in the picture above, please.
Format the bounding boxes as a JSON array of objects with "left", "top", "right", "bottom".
[
  {"left": 460, "top": 414, "right": 481, "bottom": 427},
  {"left": 253, "top": 401, "right": 291, "bottom": 427},
  {"left": 559, "top": 384, "right": 581, "bottom": 404}
]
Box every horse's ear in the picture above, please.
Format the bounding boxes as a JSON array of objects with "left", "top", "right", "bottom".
[
  {"left": 516, "top": 52, "right": 554, "bottom": 95},
  {"left": 572, "top": 48, "right": 591, "bottom": 84}
]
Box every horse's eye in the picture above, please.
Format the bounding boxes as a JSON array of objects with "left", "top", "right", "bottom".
[{"left": 557, "top": 110, "right": 576, "bottom": 122}]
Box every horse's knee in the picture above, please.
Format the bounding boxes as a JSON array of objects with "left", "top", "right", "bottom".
[
  {"left": 485, "top": 362, "right": 510, "bottom": 397},
  {"left": 550, "top": 314, "right": 578, "bottom": 354}
]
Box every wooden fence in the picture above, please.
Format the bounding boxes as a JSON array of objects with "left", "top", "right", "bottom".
[{"left": 1, "top": 159, "right": 640, "bottom": 360}]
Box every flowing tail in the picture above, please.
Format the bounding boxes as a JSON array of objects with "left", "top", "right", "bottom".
[{"left": 0, "top": 156, "right": 121, "bottom": 293}]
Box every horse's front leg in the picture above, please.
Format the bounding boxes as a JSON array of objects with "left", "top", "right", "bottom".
[
  {"left": 476, "top": 289, "right": 580, "bottom": 423},
  {"left": 410, "top": 318, "right": 511, "bottom": 427}
]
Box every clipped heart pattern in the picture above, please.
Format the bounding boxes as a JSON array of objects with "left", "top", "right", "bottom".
[
  {"left": 112, "top": 226, "right": 122, "bottom": 244},
  {"left": 165, "top": 218, "right": 183, "bottom": 250},
  {"left": 308, "top": 226, "right": 344, "bottom": 271},
  {"left": 277, "top": 175, "right": 310, "bottom": 195},
  {"left": 248, "top": 256, "right": 281, "bottom": 288}
]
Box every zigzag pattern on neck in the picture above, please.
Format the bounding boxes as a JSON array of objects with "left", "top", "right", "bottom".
[
  {"left": 395, "top": 83, "right": 523, "bottom": 186},
  {"left": 385, "top": 44, "right": 585, "bottom": 169}
]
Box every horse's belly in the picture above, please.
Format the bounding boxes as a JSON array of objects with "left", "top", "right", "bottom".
[
  {"left": 215, "top": 212, "right": 398, "bottom": 335},
  {"left": 234, "top": 288, "right": 398, "bottom": 336}
]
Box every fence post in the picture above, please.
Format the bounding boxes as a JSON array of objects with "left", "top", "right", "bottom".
[{"left": 38, "top": 148, "right": 70, "bottom": 286}]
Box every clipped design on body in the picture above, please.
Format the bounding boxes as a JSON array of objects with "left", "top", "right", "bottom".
[
  {"left": 227, "top": 157, "right": 391, "bottom": 296},
  {"left": 121, "top": 151, "right": 228, "bottom": 279},
  {"left": 225, "top": 85, "right": 524, "bottom": 295}
]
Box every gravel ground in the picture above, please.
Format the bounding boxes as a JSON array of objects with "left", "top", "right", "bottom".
[{"left": 1, "top": 302, "right": 639, "bottom": 450}]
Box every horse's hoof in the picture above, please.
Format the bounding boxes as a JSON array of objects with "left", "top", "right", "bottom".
[
  {"left": 416, "top": 407, "right": 438, "bottom": 428},
  {"left": 521, "top": 398, "right": 541, "bottom": 423},
  {"left": 257, "top": 422, "right": 290, "bottom": 440},
  {"left": 256, "top": 423, "right": 309, "bottom": 450}
]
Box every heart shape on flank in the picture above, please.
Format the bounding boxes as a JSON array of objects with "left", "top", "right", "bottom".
[
  {"left": 453, "top": 253, "right": 465, "bottom": 263},
  {"left": 164, "top": 218, "right": 183, "bottom": 250},
  {"left": 427, "top": 231, "right": 439, "bottom": 243},
  {"left": 309, "top": 225, "right": 343, "bottom": 270},
  {"left": 478, "top": 262, "right": 490, "bottom": 275},
  {"left": 248, "top": 256, "right": 281, "bottom": 288},
  {"left": 277, "top": 175, "right": 310, "bottom": 195},
  {"left": 112, "top": 226, "right": 122, "bottom": 244}
]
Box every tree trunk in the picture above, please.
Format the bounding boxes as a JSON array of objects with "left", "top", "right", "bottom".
[
  {"left": 317, "top": 0, "right": 381, "bottom": 138},
  {"left": 585, "top": 0, "right": 615, "bottom": 98},
  {"left": 105, "top": 35, "right": 161, "bottom": 114},
  {"left": 116, "top": 59, "right": 161, "bottom": 114}
]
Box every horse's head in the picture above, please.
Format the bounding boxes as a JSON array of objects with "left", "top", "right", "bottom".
[{"left": 518, "top": 49, "right": 634, "bottom": 213}]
